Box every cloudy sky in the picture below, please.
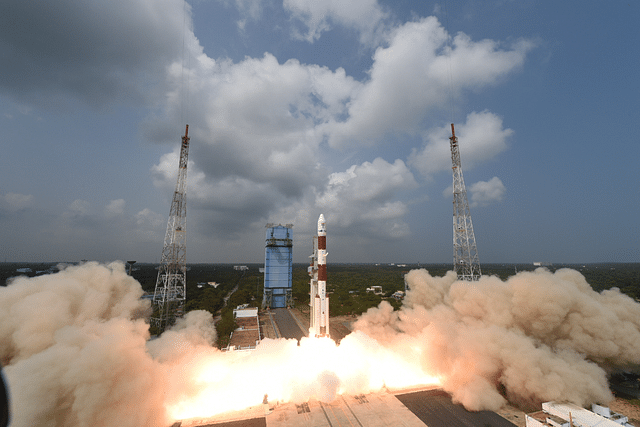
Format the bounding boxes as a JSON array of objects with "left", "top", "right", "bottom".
[{"left": 1, "top": 0, "right": 638, "bottom": 264}]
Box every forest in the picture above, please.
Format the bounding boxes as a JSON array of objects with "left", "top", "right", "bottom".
[{"left": 2, "top": 261, "right": 639, "bottom": 347}]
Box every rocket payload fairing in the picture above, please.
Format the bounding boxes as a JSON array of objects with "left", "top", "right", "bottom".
[{"left": 309, "top": 214, "right": 329, "bottom": 337}]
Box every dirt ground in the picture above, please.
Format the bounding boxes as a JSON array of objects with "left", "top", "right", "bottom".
[{"left": 610, "top": 398, "right": 640, "bottom": 426}]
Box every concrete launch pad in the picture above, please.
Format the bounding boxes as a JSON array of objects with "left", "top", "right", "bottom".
[
  {"left": 265, "top": 390, "right": 428, "bottom": 427},
  {"left": 176, "top": 387, "right": 521, "bottom": 427},
  {"left": 396, "top": 389, "right": 519, "bottom": 427}
]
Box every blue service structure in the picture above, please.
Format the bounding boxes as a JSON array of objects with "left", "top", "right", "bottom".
[{"left": 262, "top": 224, "right": 293, "bottom": 309}]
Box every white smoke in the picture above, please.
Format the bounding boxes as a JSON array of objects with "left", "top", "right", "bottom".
[
  {"left": 0, "top": 262, "right": 435, "bottom": 426},
  {"left": 0, "top": 262, "right": 217, "bottom": 427},
  {"left": 2, "top": 263, "right": 639, "bottom": 426},
  {"left": 354, "top": 268, "right": 640, "bottom": 411}
]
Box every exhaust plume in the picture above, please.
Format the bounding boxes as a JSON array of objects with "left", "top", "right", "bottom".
[
  {"left": 354, "top": 268, "right": 640, "bottom": 410},
  {"left": 2, "top": 263, "right": 638, "bottom": 426},
  {"left": 0, "top": 262, "right": 218, "bottom": 427},
  {"left": 0, "top": 262, "right": 437, "bottom": 426}
]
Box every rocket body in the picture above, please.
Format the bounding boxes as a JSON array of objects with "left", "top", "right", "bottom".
[{"left": 310, "top": 214, "right": 329, "bottom": 337}]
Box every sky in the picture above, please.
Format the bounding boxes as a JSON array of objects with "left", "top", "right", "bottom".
[{"left": 0, "top": 0, "right": 638, "bottom": 264}]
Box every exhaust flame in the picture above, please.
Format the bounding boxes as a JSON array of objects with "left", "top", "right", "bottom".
[
  {"left": 1, "top": 262, "right": 639, "bottom": 426},
  {"left": 166, "top": 332, "right": 439, "bottom": 421}
]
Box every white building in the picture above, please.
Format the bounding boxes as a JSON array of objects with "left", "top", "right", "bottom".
[
  {"left": 226, "top": 305, "right": 261, "bottom": 351},
  {"left": 366, "top": 285, "right": 383, "bottom": 295},
  {"left": 391, "top": 291, "right": 405, "bottom": 300},
  {"left": 526, "top": 402, "right": 634, "bottom": 427}
]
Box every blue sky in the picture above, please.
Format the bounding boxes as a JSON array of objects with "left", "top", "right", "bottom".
[{"left": 0, "top": 0, "right": 638, "bottom": 264}]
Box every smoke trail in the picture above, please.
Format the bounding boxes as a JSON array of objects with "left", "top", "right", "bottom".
[{"left": 354, "top": 268, "right": 640, "bottom": 411}]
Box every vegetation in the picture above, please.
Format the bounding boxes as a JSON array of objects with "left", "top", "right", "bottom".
[{"left": 1, "top": 261, "right": 638, "bottom": 346}]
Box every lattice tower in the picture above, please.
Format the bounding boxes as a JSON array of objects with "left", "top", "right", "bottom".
[
  {"left": 449, "top": 123, "right": 481, "bottom": 281},
  {"left": 152, "top": 124, "right": 190, "bottom": 331}
]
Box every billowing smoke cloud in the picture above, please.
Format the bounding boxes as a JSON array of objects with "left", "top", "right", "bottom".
[
  {"left": 354, "top": 268, "right": 640, "bottom": 411},
  {"left": 4, "top": 263, "right": 636, "bottom": 426},
  {"left": 0, "top": 262, "right": 437, "bottom": 426},
  {"left": 0, "top": 262, "right": 218, "bottom": 427}
]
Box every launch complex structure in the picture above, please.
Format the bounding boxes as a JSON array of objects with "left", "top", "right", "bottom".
[
  {"left": 151, "top": 125, "right": 190, "bottom": 332},
  {"left": 146, "top": 121, "right": 476, "bottom": 334},
  {"left": 449, "top": 123, "right": 481, "bottom": 281}
]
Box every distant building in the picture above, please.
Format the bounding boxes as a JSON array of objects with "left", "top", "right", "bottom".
[
  {"left": 366, "top": 285, "right": 383, "bottom": 295},
  {"left": 391, "top": 291, "right": 405, "bottom": 300},
  {"left": 196, "top": 282, "right": 220, "bottom": 289},
  {"left": 262, "top": 224, "right": 293, "bottom": 309}
]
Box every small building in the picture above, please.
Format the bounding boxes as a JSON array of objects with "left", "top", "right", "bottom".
[
  {"left": 366, "top": 285, "right": 383, "bottom": 295},
  {"left": 391, "top": 291, "right": 405, "bottom": 300},
  {"left": 226, "top": 304, "right": 261, "bottom": 351},
  {"left": 526, "top": 402, "right": 635, "bottom": 427}
]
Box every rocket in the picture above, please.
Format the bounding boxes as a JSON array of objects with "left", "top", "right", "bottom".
[{"left": 309, "top": 214, "right": 329, "bottom": 337}]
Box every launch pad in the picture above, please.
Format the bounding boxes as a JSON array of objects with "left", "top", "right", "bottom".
[{"left": 175, "top": 387, "right": 522, "bottom": 427}]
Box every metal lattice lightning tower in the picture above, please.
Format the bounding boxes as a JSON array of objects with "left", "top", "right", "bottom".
[
  {"left": 152, "top": 124, "right": 190, "bottom": 331},
  {"left": 449, "top": 123, "right": 481, "bottom": 281}
]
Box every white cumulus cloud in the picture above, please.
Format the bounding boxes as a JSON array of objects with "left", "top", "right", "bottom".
[
  {"left": 284, "top": 0, "right": 387, "bottom": 44},
  {"left": 323, "top": 18, "right": 531, "bottom": 149},
  {"left": 315, "top": 158, "right": 417, "bottom": 238},
  {"left": 409, "top": 110, "right": 513, "bottom": 178},
  {"left": 469, "top": 177, "right": 506, "bottom": 207},
  {"left": 67, "top": 199, "right": 91, "bottom": 217},
  {"left": 2, "top": 192, "right": 34, "bottom": 212},
  {"left": 105, "top": 199, "right": 126, "bottom": 217},
  {"left": 144, "top": 9, "right": 532, "bottom": 253}
]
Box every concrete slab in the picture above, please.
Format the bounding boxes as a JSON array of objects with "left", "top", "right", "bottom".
[
  {"left": 265, "top": 391, "right": 427, "bottom": 427},
  {"left": 271, "top": 308, "right": 305, "bottom": 340},
  {"left": 178, "top": 387, "right": 523, "bottom": 427},
  {"left": 396, "top": 389, "right": 517, "bottom": 427}
]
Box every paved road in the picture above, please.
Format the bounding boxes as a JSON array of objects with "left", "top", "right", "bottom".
[{"left": 271, "top": 308, "right": 306, "bottom": 340}]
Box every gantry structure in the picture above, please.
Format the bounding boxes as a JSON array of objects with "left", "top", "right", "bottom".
[
  {"left": 262, "top": 224, "right": 293, "bottom": 309},
  {"left": 449, "top": 123, "right": 481, "bottom": 281},
  {"left": 152, "top": 124, "right": 190, "bottom": 332}
]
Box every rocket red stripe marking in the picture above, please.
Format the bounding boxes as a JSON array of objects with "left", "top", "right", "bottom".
[
  {"left": 318, "top": 236, "right": 326, "bottom": 249},
  {"left": 318, "top": 268, "right": 327, "bottom": 281}
]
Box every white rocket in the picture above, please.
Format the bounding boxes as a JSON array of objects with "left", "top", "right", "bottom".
[{"left": 309, "top": 214, "right": 329, "bottom": 337}]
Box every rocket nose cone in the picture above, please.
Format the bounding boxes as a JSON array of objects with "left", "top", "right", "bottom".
[{"left": 317, "top": 214, "right": 326, "bottom": 234}]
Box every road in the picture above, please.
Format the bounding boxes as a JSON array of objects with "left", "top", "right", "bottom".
[{"left": 271, "top": 308, "right": 306, "bottom": 340}]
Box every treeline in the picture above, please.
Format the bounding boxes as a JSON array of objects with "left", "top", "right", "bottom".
[
  {"left": 292, "top": 263, "right": 414, "bottom": 316},
  {"left": 145, "top": 264, "right": 263, "bottom": 348},
  {"left": 2, "top": 262, "right": 638, "bottom": 344}
]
